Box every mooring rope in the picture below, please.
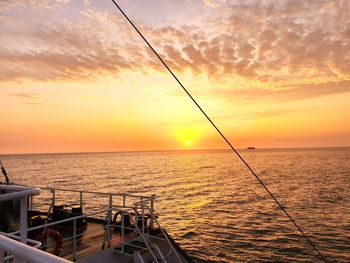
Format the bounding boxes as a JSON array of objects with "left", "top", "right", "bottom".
[{"left": 110, "top": 1, "right": 327, "bottom": 261}]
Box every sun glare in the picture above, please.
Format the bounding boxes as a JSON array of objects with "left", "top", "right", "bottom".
[{"left": 175, "top": 127, "right": 201, "bottom": 148}]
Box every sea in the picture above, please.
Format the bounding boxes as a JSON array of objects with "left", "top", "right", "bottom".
[{"left": 1, "top": 147, "right": 349, "bottom": 262}]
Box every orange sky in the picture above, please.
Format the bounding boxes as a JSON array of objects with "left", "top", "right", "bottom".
[{"left": 0, "top": 0, "right": 350, "bottom": 154}]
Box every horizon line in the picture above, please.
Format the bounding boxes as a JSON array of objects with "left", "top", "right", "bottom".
[{"left": 1, "top": 145, "right": 350, "bottom": 156}]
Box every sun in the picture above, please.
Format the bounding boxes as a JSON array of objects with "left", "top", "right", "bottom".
[{"left": 175, "top": 127, "right": 202, "bottom": 148}]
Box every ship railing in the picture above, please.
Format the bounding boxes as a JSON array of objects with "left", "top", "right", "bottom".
[
  {"left": 25, "top": 186, "right": 156, "bottom": 229},
  {"left": 9, "top": 206, "right": 139, "bottom": 261},
  {"left": 2, "top": 202, "right": 180, "bottom": 263},
  {"left": 108, "top": 202, "right": 183, "bottom": 263},
  {"left": 0, "top": 185, "right": 41, "bottom": 245},
  {"left": 0, "top": 232, "right": 42, "bottom": 262},
  {"left": 7, "top": 204, "right": 157, "bottom": 262},
  {"left": 0, "top": 185, "right": 69, "bottom": 263},
  {"left": 1, "top": 185, "right": 180, "bottom": 262},
  {"left": 0, "top": 233, "right": 70, "bottom": 263},
  {"left": 135, "top": 203, "right": 183, "bottom": 263}
]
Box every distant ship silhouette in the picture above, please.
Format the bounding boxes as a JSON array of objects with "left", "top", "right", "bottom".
[{"left": 246, "top": 147, "right": 256, "bottom": 150}]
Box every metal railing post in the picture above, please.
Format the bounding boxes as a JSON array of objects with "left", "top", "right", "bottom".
[
  {"left": 108, "top": 194, "right": 112, "bottom": 248},
  {"left": 134, "top": 204, "right": 138, "bottom": 232},
  {"left": 73, "top": 219, "right": 77, "bottom": 262},
  {"left": 29, "top": 196, "right": 33, "bottom": 210},
  {"left": 47, "top": 188, "right": 56, "bottom": 216},
  {"left": 20, "top": 197, "right": 28, "bottom": 244},
  {"left": 147, "top": 206, "right": 183, "bottom": 263},
  {"left": 121, "top": 211, "right": 125, "bottom": 253},
  {"left": 151, "top": 194, "right": 155, "bottom": 230},
  {"left": 141, "top": 197, "right": 145, "bottom": 234},
  {"left": 130, "top": 213, "right": 159, "bottom": 263}
]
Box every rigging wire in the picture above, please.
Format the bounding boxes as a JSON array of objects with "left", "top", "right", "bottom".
[{"left": 110, "top": 0, "right": 327, "bottom": 262}]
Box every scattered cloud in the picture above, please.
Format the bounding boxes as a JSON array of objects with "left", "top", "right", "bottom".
[
  {"left": 5, "top": 92, "right": 55, "bottom": 105},
  {"left": 7, "top": 93, "right": 40, "bottom": 99},
  {"left": 204, "top": 80, "right": 350, "bottom": 102},
  {"left": 24, "top": 102, "right": 55, "bottom": 105},
  {"left": 153, "top": 108, "right": 298, "bottom": 127},
  {"left": 215, "top": 109, "right": 299, "bottom": 121},
  {"left": 0, "top": 0, "right": 72, "bottom": 12},
  {"left": 0, "top": 0, "right": 349, "bottom": 101},
  {"left": 202, "top": 0, "right": 227, "bottom": 8}
]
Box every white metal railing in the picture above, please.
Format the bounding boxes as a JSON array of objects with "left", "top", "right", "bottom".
[
  {"left": 109, "top": 203, "right": 183, "bottom": 263},
  {"left": 1, "top": 186, "right": 156, "bottom": 261},
  {"left": 0, "top": 185, "right": 44, "bottom": 263},
  {"left": 27, "top": 186, "right": 156, "bottom": 228},
  {"left": 136, "top": 204, "right": 183, "bottom": 263},
  {"left": 10, "top": 207, "right": 125, "bottom": 261},
  {"left": 7, "top": 206, "right": 156, "bottom": 262},
  {"left": 0, "top": 234, "right": 70, "bottom": 263},
  {"left": 0, "top": 185, "right": 40, "bottom": 202},
  {"left": 0, "top": 185, "right": 41, "bottom": 245},
  {"left": 0, "top": 232, "right": 42, "bottom": 262},
  {"left": 0, "top": 232, "right": 42, "bottom": 249},
  {"left": 1, "top": 185, "right": 181, "bottom": 263}
]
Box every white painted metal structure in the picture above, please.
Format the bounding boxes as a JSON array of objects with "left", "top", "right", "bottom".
[
  {"left": 0, "top": 185, "right": 184, "bottom": 263},
  {"left": 0, "top": 184, "right": 70, "bottom": 263},
  {"left": 0, "top": 185, "right": 40, "bottom": 244},
  {"left": 0, "top": 234, "right": 70, "bottom": 263}
]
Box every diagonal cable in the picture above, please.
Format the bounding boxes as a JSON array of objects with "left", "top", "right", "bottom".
[{"left": 110, "top": 0, "right": 327, "bottom": 262}]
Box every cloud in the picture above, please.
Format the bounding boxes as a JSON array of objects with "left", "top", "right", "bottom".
[
  {"left": 24, "top": 102, "right": 55, "bottom": 105},
  {"left": 7, "top": 93, "right": 40, "bottom": 99},
  {"left": 0, "top": 0, "right": 71, "bottom": 12},
  {"left": 202, "top": 0, "right": 227, "bottom": 8},
  {"left": 153, "top": 108, "right": 298, "bottom": 127},
  {"left": 5, "top": 92, "right": 56, "bottom": 105},
  {"left": 216, "top": 109, "right": 298, "bottom": 120},
  {"left": 0, "top": 0, "right": 349, "bottom": 101},
  {"left": 140, "top": 0, "right": 350, "bottom": 87},
  {"left": 204, "top": 80, "right": 350, "bottom": 102},
  {"left": 0, "top": 17, "right": 144, "bottom": 82}
]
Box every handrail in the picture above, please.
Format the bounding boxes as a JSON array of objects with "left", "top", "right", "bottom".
[
  {"left": 10, "top": 204, "right": 148, "bottom": 236},
  {"left": 109, "top": 202, "right": 183, "bottom": 263},
  {"left": 30, "top": 186, "right": 155, "bottom": 222},
  {"left": 108, "top": 202, "right": 182, "bottom": 263},
  {"left": 0, "top": 234, "right": 71, "bottom": 263},
  {"left": 0, "top": 184, "right": 41, "bottom": 245},
  {"left": 8, "top": 206, "right": 133, "bottom": 262},
  {"left": 140, "top": 204, "right": 183, "bottom": 263},
  {"left": 1, "top": 185, "right": 163, "bottom": 262},
  {"left": 22, "top": 184, "right": 154, "bottom": 199},
  {"left": 0, "top": 232, "right": 41, "bottom": 248},
  {"left": 1, "top": 202, "right": 178, "bottom": 263},
  {"left": 10, "top": 207, "right": 114, "bottom": 236},
  {"left": 124, "top": 209, "right": 160, "bottom": 263},
  {"left": 0, "top": 185, "right": 40, "bottom": 201}
]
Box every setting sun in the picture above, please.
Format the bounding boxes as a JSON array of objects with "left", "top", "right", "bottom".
[{"left": 175, "top": 127, "right": 202, "bottom": 148}]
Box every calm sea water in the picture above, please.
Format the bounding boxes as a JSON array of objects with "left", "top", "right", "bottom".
[{"left": 1, "top": 148, "right": 349, "bottom": 262}]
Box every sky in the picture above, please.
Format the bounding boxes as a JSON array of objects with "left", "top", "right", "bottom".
[{"left": 0, "top": 0, "right": 349, "bottom": 154}]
